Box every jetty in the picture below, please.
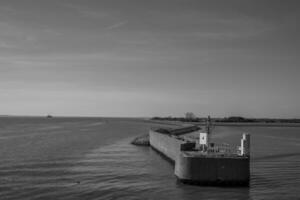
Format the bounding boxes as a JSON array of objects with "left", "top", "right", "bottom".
[{"left": 149, "top": 121, "right": 250, "bottom": 186}]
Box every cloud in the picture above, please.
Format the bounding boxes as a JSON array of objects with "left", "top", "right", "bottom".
[
  {"left": 0, "top": 5, "right": 17, "bottom": 14},
  {"left": 63, "top": 3, "right": 109, "bottom": 19},
  {"left": 105, "top": 21, "right": 128, "bottom": 30},
  {"left": 0, "top": 21, "right": 38, "bottom": 45},
  {"left": 0, "top": 41, "right": 16, "bottom": 49}
]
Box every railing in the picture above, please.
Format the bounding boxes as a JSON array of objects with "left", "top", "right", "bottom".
[{"left": 207, "top": 143, "right": 241, "bottom": 155}]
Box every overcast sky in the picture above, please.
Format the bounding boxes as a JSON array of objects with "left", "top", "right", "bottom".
[{"left": 0, "top": 0, "right": 299, "bottom": 117}]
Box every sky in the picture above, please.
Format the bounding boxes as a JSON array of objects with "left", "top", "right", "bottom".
[{"left": 0, "top": 0, "right": 299, "bottom": 118}]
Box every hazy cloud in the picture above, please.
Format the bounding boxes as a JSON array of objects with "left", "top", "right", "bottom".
[{"left": 105, "top": 21, "right": 129, "bottom": 30}]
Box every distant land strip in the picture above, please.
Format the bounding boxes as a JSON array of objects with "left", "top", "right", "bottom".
[{"left": 151, "top": 116, "right": 300, "bottom": 127}]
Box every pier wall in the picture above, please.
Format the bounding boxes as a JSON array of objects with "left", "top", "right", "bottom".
[
  {"left": 149, "top": 130, "right": 185, "bottom": 161},
  {"left": 175, "top": 154, "right": 250, "bottom": 185},
  {"left": 149, "top": 129, "right": 250, "bottom": 186}
]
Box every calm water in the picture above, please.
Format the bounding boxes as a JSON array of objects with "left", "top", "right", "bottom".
[{"left": 0, "top": 117, "right": 299, "bottom": 200}]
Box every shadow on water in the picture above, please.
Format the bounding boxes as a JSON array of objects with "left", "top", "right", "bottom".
[{"left": 172, "top": 179, "right": 250, "bottom": 200}]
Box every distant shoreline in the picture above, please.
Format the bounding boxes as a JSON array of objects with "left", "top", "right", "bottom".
[
  {"left": 1, "top": 116, "right": 300, "bottom": 127},
  {"left": 148, "top": 120, "right": 300, "bottom": 127},
  {"left": 211, "top": 122, "right": 300, "bottom": 127}
]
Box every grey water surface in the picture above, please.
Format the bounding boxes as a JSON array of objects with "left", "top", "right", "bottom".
[{"left": 0, "top": 117, "right": 299, "bottom": 200}]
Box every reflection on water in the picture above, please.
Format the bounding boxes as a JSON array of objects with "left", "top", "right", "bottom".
[{"left": 0, "top": 117, "right": 299, "bottom": 200}]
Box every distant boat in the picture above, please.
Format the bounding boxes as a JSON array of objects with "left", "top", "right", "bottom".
[{"left": 46, "top": 115, "right": 53, "bottom": 118}]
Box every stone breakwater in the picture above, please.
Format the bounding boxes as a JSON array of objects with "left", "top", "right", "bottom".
[{"left": 131, "top": 134, "right": 150, "bottom": 146}]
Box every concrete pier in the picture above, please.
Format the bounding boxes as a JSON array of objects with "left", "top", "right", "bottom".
[
  {"left": 175, "top": 153, "right": 250, "bottom": 186},
  {"left": 149, "top": 127, "right": 250, "bottom": 186},
  {"left": 149, "top": 129, "right": 195, "bottom": 161}
]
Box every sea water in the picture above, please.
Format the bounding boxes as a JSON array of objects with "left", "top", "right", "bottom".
[{"left": 0, "top": 117, "right": 299, "bottom": 200}]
